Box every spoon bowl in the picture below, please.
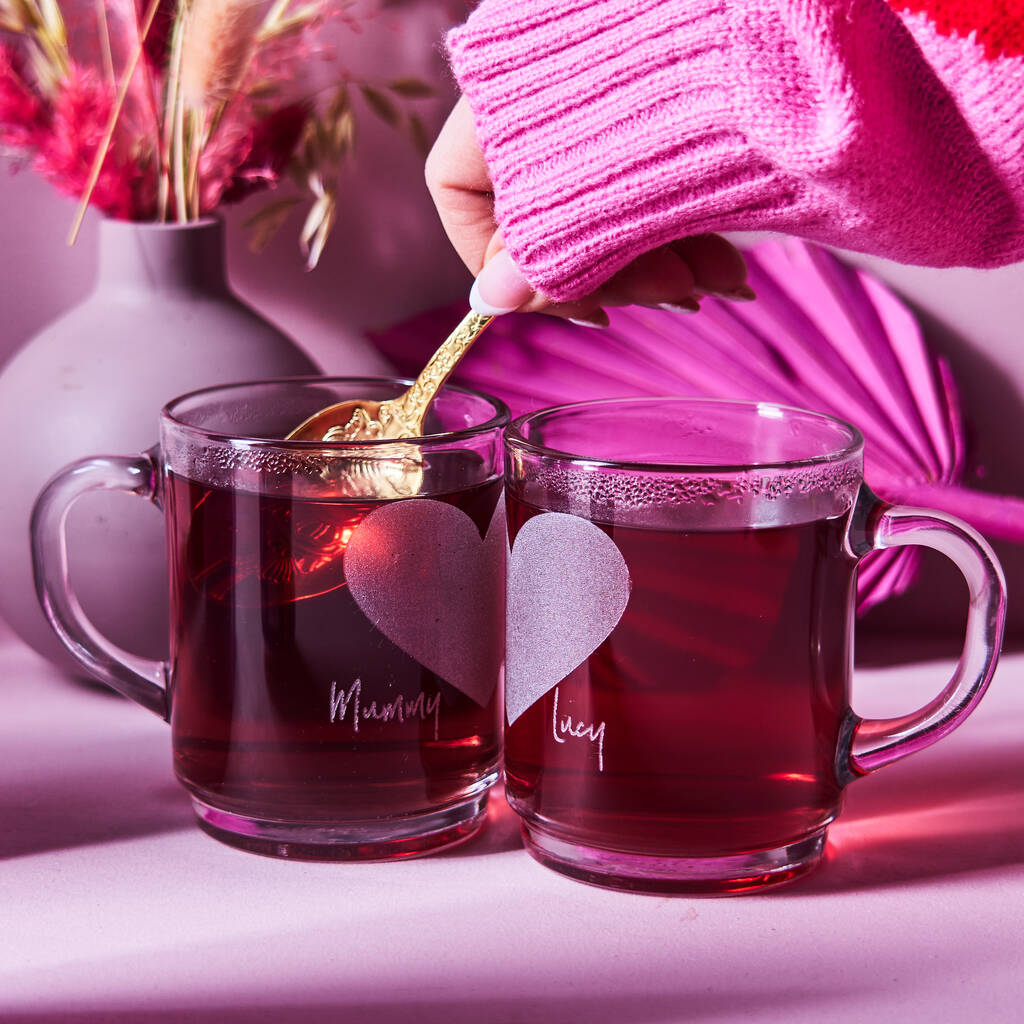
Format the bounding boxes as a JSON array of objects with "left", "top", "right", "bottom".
[{"left": 287, "top": 312, "right": 493, "bottom": 444}]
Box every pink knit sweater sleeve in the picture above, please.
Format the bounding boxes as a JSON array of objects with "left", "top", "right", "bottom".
[{"left": 446, "top": 0, "right": 1024, "bottom": 302}]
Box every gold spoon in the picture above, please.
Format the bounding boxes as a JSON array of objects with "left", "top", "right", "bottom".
[{"left": 287, "top": 311, "right": 494, "bottom": 443}]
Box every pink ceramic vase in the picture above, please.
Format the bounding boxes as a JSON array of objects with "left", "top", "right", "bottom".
[{"left": 0, "top": 218, "right": 322, "bottom": 675}]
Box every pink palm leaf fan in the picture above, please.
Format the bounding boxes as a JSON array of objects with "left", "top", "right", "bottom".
[{"left": 374, "top": 238, "right": 1024, "bottom": 612}]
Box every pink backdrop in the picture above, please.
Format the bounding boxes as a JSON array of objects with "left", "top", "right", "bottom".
[{"left": 2, "top": 1, "right": 1023, "bottom": 643}]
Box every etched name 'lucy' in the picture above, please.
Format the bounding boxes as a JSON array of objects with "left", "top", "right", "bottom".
[
  {"left": 552, "top": 686, "right": 606, "bottom": 771},
  {"left": 330, "top": 679, "right": 441, "bottom": 741}
]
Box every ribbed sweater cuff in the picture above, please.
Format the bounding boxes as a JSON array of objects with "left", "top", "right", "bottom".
[{"left": 447, "top": 0, "right": 790, "bottom": 302}]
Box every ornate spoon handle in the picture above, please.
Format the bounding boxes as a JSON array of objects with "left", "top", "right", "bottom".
[
  {"left": 286, "top": 311, "right": 496, "bottom": 445},
  {"left": 380, "top": 312, "right": 494, "bottom": 435}
]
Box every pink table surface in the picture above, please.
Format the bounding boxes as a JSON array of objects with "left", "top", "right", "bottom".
[{"left": 2, "top": 622, "right": 1023, "bottom": 1024}]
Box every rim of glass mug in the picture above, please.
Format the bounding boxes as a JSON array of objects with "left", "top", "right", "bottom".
[
  {"left": 161, "top": 375, "right": 511, "bottom": 448},
  {"left": 504, "top": 397, "right": 866, "bottom": 531},
  {"left": 505, "top": 396, "right": 864, "bottom": 471}
]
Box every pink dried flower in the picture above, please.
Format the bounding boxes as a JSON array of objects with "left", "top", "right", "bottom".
[
  {"left": 0, "top": 44, "right": 48, "bottom": 152},
  {"left": 217, "top": 101, "right": 309, "bottom": 205},
  {"left": 33, "top": 62, "right": 150, "bottom": 219},
  {"left": 195, "top": 114, "right": 255, "bottom": 213},
  {"left": 195, "top": 100, "right": 308, "bottom": 213}
]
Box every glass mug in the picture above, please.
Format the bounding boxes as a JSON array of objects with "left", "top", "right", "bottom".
[
  {"left": 502, "top": 397, "right": 1005, "bottom": 895},
  {"left": 33, "top": 378, "right": 509, "bottom": 860}
]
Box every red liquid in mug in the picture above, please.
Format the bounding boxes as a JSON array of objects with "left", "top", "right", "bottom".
[
  {"left": 504, "top": 498, "right": 857, "bottom": 858},
  {"left": 166, "top": 472, "right": 502, "bottom": 823}
]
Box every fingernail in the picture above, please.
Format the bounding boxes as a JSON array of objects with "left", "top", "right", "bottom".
[
  {"left": 569, "top": 309, "right": 610, "bottom": 329},
  {"left": 694, "top": 284, "right": 756, "bottom": 303},
  {"left": 469, "top": 249, "right": 535, "bottom": 315},
  {"left": 658, "top": 298, "right": 701, "bottom": 314}
]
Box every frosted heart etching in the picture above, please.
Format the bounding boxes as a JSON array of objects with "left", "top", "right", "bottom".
[
  {"left": 506, "top": 512, "right": 631, "bottom": 724},
  {"left": 344, "top": 498, "right": 505, "bottom": 706}
]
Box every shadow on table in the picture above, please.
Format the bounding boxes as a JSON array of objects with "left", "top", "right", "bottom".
[
  {"left": 444, "top": 787, "right": 524, "bottom": 859},
  {"left": 774, "top": 731, "right": 1024, "bottom": 895},
  {"left": 0, "top": 732, "right": 192, "bottom": 860},
  {"left": 1, "top": 733, "right": 521, "bottom": 862},
  {"left": 439, "top": 716, "right": 1024, "bottom": 889},
  {"left": 0, "top": 985, "right": 867, "bottom": 1024}
]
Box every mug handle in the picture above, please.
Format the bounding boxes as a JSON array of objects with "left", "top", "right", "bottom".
[
  {"left": 838, "top": 486, "right": 1007, "bottom": 783},
  {"left": 30, "top": 450, "right": 169, "bottom": 720}
]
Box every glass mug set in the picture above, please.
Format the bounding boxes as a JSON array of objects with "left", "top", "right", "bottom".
[{"left": 32, "top": 378, "right": 1006, "bottom": 895}]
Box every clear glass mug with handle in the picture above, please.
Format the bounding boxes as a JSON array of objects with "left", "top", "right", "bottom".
[
  {"left": 32, "top": 377, "right": 509, "bottom": 860},
  {"left": 502, "top": 397, "right": 1006, "bottom": 894}
]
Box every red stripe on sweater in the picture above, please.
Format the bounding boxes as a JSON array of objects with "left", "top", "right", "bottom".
[{"left": 890, "top": 0, "right": 1024, "bottom": 58}]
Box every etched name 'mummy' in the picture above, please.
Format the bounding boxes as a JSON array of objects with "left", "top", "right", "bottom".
[{"left": 330, "top": 679, "right": 441, "bottom": 741}]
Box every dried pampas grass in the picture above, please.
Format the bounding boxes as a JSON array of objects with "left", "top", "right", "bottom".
[
  {"left": 179, "top": 0, "right": 264, "bottom": 112},
  {"left": 177, "top": 0, "right": 266, "bottom": 217}
]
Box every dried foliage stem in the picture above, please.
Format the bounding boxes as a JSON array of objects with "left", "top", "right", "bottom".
[
  {"left": 134, "top": 8, "right": 169, "bottom": 223},
  {"left": 4, "top": 0, "right": 70, "bottom": 96},
  {"left": 66, "top": 0, "right": 164, "bottom": 245},
  {"left": 173, "top": 66, "right": 187, "bottom": 222},
  {"left": 35, "top": 0, "right": 68, "bottom": 68},
  {"left": 187, "top": 108, "right": 202, "bottom": 218},
  {"left": 159, "top": 12, "right": 186, "bottom": 222},
  {"left": 93, "top": 0, "right": 114, "bottom": 84}
]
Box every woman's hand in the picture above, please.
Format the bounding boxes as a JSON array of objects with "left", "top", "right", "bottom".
[{"left": 425, "top": 97, "right": 754, "bottom": 324}]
